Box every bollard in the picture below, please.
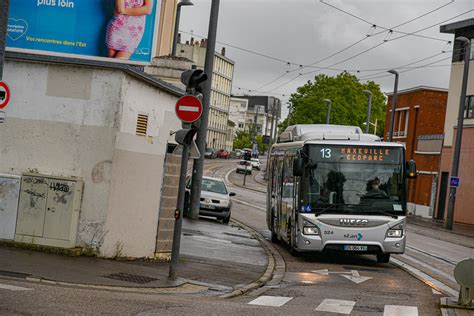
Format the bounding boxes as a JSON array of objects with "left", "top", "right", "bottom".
[{"left": 454, "top": 258, "right": 474, "bottom": 306}]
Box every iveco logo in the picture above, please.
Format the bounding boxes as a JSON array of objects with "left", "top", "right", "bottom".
[{"left": 340, "top": 219, "right": 369, "bottom": 226}]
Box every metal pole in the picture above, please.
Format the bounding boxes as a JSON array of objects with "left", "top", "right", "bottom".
[
  {"left": 264, "top": 101, "right": 276, "bottom": 177},
  {"left": 363, "top": 90, "right": 373, "bottom": 134},
  {"left": 374, "top": 118, "right": 378, "bottom": 135},
  {"left": 388, "top": 70, "right": 399, "bottom": 142},
  {"left": 171, "top": 3, "right": 182, "bottom": 56},
  {"left": 324, "top": 99, "right": 331, "bottom": 124},
  {"left": 169, "top": 142, "right": 190, "bottom": 280},
  {"left": 189, "top": 0, "right": 220, "bottom": 220},
  {"left": 252, "top": 105, "right": 260, "bottom": 157},
  {"left": 0, "top": 0, "right": 9, "bottom": 81},
  {"left": 445, "top": 37, "right": 471, "bottom": 230}
]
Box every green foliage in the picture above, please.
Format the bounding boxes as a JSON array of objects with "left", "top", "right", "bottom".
[
  {"left": 233, "top": 130, "right": 268, "bottom": 153},
  {"left": 280, "top": 72, "right": 386, "bottom": 137}
]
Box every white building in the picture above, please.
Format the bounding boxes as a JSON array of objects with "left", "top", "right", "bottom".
[
  {"left": 177, "top": 40, "right": 235, "bottom": 151},
  {"left": 0, "top": 53, "right": 183, "bottom": 258}
]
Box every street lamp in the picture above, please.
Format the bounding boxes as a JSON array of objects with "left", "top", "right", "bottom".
[
  {"left": 323, "top": 99, "right": 331, "bottom": 124},
  {"left": 445, "top": 36, "right": 471, "bottom": 230},
  {"left": 363, "top": 119, "right": 378, "bottom": 135},
  {"left": 387, "top": 69, "right": 399, "bottom": 142},
  {"left": 171, "top": 0, "right": 194, "bottom": 56},
  {"left": 363, "top": 90, "right": 373, "bottom": 134}
]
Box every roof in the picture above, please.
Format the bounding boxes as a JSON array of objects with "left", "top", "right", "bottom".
[
  {"left": 5, "top": 51, "right": 185, "bottom": 97},
  {"left": 440, "top": 18, "right": 474, "bottom": 34},
  {"left": 386, "top": 86, "right": 448, "bottom": 96}
]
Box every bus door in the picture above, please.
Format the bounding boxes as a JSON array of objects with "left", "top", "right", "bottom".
[{"left": 281, "top": 157, "right": 295, "bottom": 242}]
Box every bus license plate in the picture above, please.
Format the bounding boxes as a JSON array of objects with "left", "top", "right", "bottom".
[{"left": 344, "top": 245, "right": 367, "bottom": 251}]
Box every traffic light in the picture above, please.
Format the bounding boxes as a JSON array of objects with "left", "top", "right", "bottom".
[
  {"left": 175, "top": 128, "right": 198, "bottom": 146},
  {"left": 181, "top": 69, "right": 208, "bottom": 93}
]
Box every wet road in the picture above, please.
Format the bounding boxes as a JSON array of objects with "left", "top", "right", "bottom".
[{"left": 204, "top": 159, "right": 442, "bottom": 315}]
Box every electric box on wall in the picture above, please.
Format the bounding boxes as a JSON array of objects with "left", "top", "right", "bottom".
[{"left": 15, "top": 173, "right": 83, "bottom": 248}]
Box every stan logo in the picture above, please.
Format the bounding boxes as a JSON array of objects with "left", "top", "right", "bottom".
[
  {"left": 340, "top": 218, "right": 369, "bottom": 226},
  {"left": 344, "top": 233, "right": 364, "bottom": 240}
]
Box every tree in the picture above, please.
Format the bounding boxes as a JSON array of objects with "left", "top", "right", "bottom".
[
  {"left": 280, "top": 72, "right": 386, "bottom": 137},
  {"left": 233, "top": 130, "right": 268, "bottom": 154}
]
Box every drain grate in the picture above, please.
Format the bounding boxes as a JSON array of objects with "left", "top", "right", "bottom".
[{"left": 102, "top": 272, "right": 158, "bottom": 284}]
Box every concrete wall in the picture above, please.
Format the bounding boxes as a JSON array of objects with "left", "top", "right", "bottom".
[
  {"left": 0, "top": 60, "right": 181, "bottom": 257},
  {"left": 101, "top": 74, "right": 181, "bottom": 258},
  {"left": 1, "top": 61, "right": 120, "bottom": 250}
]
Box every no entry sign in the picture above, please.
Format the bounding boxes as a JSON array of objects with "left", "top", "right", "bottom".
[
  {"left": 0, "top": 82, "right": 11, "bottom": 110},
  {"left": 175, "top": 95, "right": 203, "bottom": 123}
]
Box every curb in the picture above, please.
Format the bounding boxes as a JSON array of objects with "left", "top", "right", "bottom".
[
  {"left": 407, "top": 220, "right": 474, "bottom": 241},
  {"left": 219, "top": 218, "right": 286, "bottom": 299}
]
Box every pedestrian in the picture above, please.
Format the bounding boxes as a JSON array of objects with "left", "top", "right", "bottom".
[{"left": 106, "top": 0, "right": 154, "bottom": 60}]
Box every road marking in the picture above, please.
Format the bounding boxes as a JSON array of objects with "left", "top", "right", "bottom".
[
  {"left": 341, "top": 270, "right": 372, "bottom": 284},
  {"left": 0, "top": 283, "right": 33, "bottom": 291},
  {"left": 383, "top": 305, "right": 418, "bottom": 316},
  {"left": 248, "top": 295, "right": 293, "bottom": 307},
  {"left": 315, "top": 299, "right": 355, "bottom": 314},
  {"left": 313, "top": 269, "right": 372, "bottom": 284}
]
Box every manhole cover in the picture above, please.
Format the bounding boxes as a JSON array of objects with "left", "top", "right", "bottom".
[{"left": 102, "top": 273, "right": 158, "bottom": 284}]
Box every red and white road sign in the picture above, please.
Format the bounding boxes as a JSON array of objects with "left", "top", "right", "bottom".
[
  {"left": 0, "top": 82, "right": 11, "bottom": 110},
  {"left": 175, "top": 95, "right": 203, "bottom": 123}
]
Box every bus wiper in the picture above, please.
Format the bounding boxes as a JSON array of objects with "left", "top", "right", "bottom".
[{"left": 315, "top": 203, "right": 345, "bottom": 216}]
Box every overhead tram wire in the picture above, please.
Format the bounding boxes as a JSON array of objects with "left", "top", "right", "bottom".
[
  {"left": 260, "top": 3, "right": 461, "bottom": 93},
  {"left": 319, "top": 0, "right": 454, "bottom": 42},
  {"left": 261, "top": 7, "right": 470, "bottom": 94}
]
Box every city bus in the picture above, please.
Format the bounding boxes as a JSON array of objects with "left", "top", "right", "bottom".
[{"left": 266, "top": 124, "right": 416, "bottom": 262}]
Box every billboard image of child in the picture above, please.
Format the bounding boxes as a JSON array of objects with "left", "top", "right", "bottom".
[{"left": 6, "top": 0, "right": 159, "bottom": 64}]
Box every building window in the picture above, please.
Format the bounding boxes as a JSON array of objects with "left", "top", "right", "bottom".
[
  {"left": 393, "top": 109, "right": 409, "bottom": 137},
  {"left": 464, "top": 95, "right": 474, "bottom": 119}
]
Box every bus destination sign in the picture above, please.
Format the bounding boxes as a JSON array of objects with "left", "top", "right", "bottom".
[{"left": 311, "top": 145, "right": 401, "bottom": 164}]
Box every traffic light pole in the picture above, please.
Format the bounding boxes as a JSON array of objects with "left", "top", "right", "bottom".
[
  {"left": 444, "top": 37, "right": 471, "bottom": 230},
  {"left": 0, "top": 0, "right": 9, "bottom": 81},
  {"left": 169, "top": 139, "right": 190, "bottom": 280},
  {"left": 189, "top": 0, "right": 220, "bottom": 220}
]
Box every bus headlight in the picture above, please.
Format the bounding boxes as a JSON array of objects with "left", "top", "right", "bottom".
[
  {"left": 303, "top": 226, "right": 320, "bottom": 235},
  {"left": 386, "top": 229, "right": 403, "bottom": 238}
]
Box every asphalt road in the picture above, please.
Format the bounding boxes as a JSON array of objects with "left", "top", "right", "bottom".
[{"left": 1, "top": 158, "right": 469, "bottom": 315}]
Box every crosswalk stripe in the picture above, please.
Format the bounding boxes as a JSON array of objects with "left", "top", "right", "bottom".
[
  {"left": 315, "top": 299, "right": 355, "bottom": 314},
  {"left": 0, "top": 283, "right": 33, "bottom": 291},
  {"left": 248, "top": 296, "right": 293, "bottom": 307},
  {"left": 383, "top": 305, "right": 418, "bottom": 316}
]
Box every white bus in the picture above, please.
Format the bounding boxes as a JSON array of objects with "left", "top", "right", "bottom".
[{"left": 266, "top": 124, "right": 416, "bottom": 262}]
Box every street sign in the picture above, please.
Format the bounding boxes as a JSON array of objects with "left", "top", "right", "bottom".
[
  {"left": 450, "top": 176, "right": 460, "bottom": 188},
  {"left": 175, "top": 95, "right": 203, "bottom": 123},
  {"left": 0, "top": 82, "right": 11, "bottom": 110}
]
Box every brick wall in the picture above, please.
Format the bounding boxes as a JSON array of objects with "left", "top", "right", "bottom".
[
  {"left": 154, "top": 153, "right": 181, "bottom": 260},
  {"left": 385, "top": 89, "right": 448, "bottom": 212}
]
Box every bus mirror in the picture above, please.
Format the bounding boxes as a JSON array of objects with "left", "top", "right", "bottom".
[
  {"left": 293, "top": 158, "right": 304, "bottom": 176},
  {"left": 406, "top": 160, "right": 417, "bottom": 179}
]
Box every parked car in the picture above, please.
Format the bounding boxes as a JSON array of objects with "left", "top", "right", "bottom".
[
  {"left": 216, "top": 149, "right": 230, "bottom": 159},
  {"left": 236, "top": 160, "right": 252, "bottom": 175},
  {"left": 250, "top": 158, "right": 261, "bottom": 170},
  {"left": 204, "top": 148, "right": 217, "bottom": 159},
  {"left": 184, "top": 176, "right": 236, "bottom": 224}
]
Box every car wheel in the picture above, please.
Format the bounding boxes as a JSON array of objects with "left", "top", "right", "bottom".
[{"left": 223, "top": 213, "right": 231, "bottom": 224}]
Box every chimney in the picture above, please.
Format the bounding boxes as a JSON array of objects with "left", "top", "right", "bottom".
[
  {"left": 190, "top": 37, "right": 194, "bottom": 45},
  {"left": 201, "top": 39, "right": 208, "bottom": 48},
  {"left": 177, "top": 33, "right": 181, "bottom": 44},
  {"left": 221, "top": 47, "right": 226, "bottom": 56},
  {"left": 185, "top": 40, "right": 190, "bottom": 45}
]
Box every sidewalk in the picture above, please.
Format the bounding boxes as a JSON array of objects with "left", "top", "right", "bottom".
[{"left": 0, "top": 218, "right": 268, "bottom": 295}]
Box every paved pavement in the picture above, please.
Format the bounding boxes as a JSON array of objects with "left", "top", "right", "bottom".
[{"left": 0, "top": 218, "right": 267, "bottom": 296}]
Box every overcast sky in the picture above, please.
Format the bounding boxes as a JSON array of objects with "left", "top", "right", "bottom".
[{"left": 179, "top": 0, "right": 473, "bottom": 117}]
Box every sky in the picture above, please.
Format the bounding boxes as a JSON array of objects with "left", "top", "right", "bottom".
[{"left": 179, "top": 0, "right": 474, "bottom": 118}]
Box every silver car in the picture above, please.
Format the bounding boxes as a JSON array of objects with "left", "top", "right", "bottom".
[{"left": 185, "top": 177, "right": 236, "bottom": 224}]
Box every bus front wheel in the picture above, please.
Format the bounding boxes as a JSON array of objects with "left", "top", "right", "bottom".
[{"left": 377, "top": 253, "right": 390, "bottom": 263}]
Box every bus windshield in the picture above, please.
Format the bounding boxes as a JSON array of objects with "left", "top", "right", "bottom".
[{"left": 302, "top": 145, "right": 405, "bottom": 215}]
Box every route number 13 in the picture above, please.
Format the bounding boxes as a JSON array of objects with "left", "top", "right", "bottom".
[{"left": 320, "top": 148, "right": 331, "bottom": 159}]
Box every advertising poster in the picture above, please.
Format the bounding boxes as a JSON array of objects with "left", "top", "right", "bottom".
[{"left": 7, "top": 0, "right": 159, "bottom": 64}]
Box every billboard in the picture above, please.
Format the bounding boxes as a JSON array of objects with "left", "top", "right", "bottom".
[{"left": 7, "top": 0, "right": 159, "bottom": 64}]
